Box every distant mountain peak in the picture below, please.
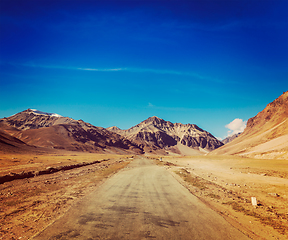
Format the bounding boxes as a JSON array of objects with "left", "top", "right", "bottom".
[
  {"left": 222, "top": 132, "right": 241, "bottom": 144},
  {"left": 107, "top": 126, "right": 121, "bottom": 131},
  {"left": 145, "top": 116, "right": 164, "bottom": 122},
  {"left": 4, "top": 109, "right": 73, "bottom": 130},
  {"left": 147, "top": 116, "right": 162, "bottom": 120},
  {"left": 142, "top": 116, "right": 173, "bottom": 127}
]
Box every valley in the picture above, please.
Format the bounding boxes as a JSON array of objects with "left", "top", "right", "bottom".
[
  {"left": 1, "top": 0, "right": 287, "bottom": 239},
  {"left": 0, "top": 91, "right": 287, "bottom": 239}
]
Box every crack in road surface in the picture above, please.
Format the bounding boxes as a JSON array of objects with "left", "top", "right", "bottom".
[{"left": 33, "top": 158, "right": 250, "bottom": 239}]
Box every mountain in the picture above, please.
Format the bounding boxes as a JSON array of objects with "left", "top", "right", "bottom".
[
  {"left": 211, "top": 91, "right": 288, "bottom": 159},
  {"left": 0, "top": 109, "right": 143, "bottom": 154},
  {"left": 222, "top": 133, "right": 241, "bottom": 144},
  {"left": 1, "top": 110, "right": 223, "bottom": 155},
  {"left": 4, "top": 109, "right": 75, "bottom": 130},
  {"left": 107, "top": 116, "right": 223, "bottom": 155}
]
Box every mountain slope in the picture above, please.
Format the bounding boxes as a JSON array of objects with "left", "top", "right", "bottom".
[
  {"left": 108, "top": 116, "right": 223, "bottom": 155},
  {"left": 211, "top": 91, "right": 288, "bottom": 159},
  {"left": 1, "top": 109, "right": 143, "bottom": 154},
  {"left": 0, "top": 120, "right": 40, "bottom": 153},
  {"left": 0, "top": 130, "right": 30, "bottom": 152}
]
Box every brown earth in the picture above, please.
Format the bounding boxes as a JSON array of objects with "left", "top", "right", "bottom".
[
  {"left": 0, "top": 152, "right": 133, "bottom": 240},
  {"left": 1, "top": 152, "right": 287, "bottom": 240},
  {"left": 155, "top": 155, "right": 288, "bottom": 240},
  {"left": 0, "top": 130, "right": 33, "bottom": 153},
  {"left": 32, "top": 157, "right": 249, "bottom": 240}
]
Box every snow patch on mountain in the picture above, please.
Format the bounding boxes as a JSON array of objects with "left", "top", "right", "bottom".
[{"left": 30, "top": 109, "right": 62, "bottom": 117}]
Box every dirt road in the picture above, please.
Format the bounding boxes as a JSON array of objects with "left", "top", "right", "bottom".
[{"left": 32, "top": 157, "right": 250, "bottom": 240}]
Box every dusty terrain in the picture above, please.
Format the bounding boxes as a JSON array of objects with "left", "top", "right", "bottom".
[
  {"left": 32, "top": 158, "right": 249, "bottom": 240},
  {"left": 0, "top": 152, "right": 133, "bottom": 240},
  {"left": 0, "top": 153, "right": 287, "bottom": 240},
  {"left": 155, "top": 155, "right": 288, "bottom": 240}
]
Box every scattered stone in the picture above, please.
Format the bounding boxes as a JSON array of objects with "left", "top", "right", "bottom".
[{"left": 268, "top": 193, "right": 280, "bottom": 197}]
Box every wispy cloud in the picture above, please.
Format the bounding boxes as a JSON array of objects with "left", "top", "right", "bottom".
[
  {"left": 18, "top": 63, "right": 125, "bottom": 72},
  {"left": 77, "top": 67, "right": 124, "bottom": 72},
  {"left": 9, "top": 62, "right": 223, "bottom": 83}
]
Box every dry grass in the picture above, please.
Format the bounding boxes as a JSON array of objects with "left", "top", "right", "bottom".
[
  {"left": 206, "top": 193, "right": 221, "bottom": 200},
  {"left": 175, "top": 168, "right": 207, "bottom": 190}
]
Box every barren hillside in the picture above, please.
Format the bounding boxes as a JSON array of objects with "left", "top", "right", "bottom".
[
  {"left": 211, "top": 91, "right": 288, "bottom": 159},
  {"left": 0, "top": 109, "right": 143, "bottom": 154}
]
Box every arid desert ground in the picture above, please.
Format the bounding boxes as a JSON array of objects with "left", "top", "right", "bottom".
[{"left": 0, "top": 151, "right": 287, "bottom": 240}]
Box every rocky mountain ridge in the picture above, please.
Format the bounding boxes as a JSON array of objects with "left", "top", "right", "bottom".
[
  {"left": 108, "top": 116, "right": 223, "bottom": 155},
  {"left": 1, "top": 110, "right": 223, "bottom": 155},
  {"left": 0, "top": 109, "right": 143, "bottom": 154}
]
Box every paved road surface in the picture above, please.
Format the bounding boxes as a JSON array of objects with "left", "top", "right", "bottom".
[{"left": 33, "top": 158, "right": 250, "bottom": 240}]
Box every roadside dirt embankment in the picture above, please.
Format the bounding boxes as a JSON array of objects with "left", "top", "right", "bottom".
[
  {"left": 0, "top": 159, "right": 108, "bottom": 184},
  {"left": 153, "top": 156, "right": 288, "bottom": 240}
]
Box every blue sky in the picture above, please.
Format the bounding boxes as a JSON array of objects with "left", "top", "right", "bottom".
[{"left": 0, "top": 0, "right": 287, "bottom": 139}]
